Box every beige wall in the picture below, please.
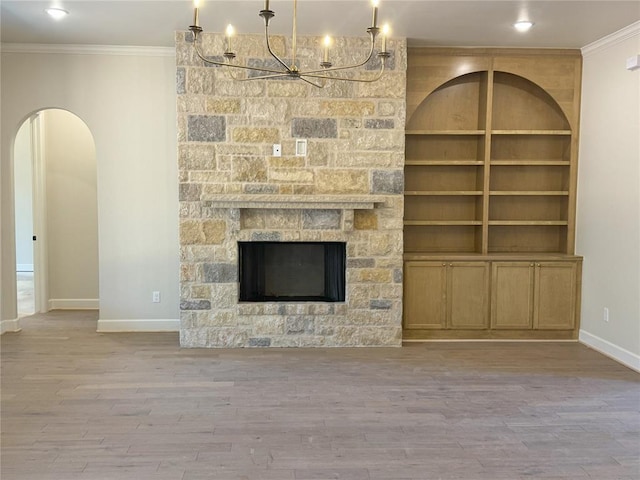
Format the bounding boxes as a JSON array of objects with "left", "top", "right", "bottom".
[
  {"left": 13, "top": 120, "right": 33, "bottom": 270},
  {"left": 577, "top": 23, "right": 640, "bottom": 366},
  {"left": 1, "top": 48, "right": 179, "bottom": 324},
  {"left": 43, "top": 109, "right": 99, "bottom": 304}
]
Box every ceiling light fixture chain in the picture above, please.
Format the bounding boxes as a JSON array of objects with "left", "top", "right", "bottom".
[{"left": 188, "top": 0, "right": 391, "bottom": 87}]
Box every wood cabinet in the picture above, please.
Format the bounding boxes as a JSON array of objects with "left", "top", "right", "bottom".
[
  {"left": 534, "top": 262, "right": 579, "bottom": 330},
  {"left": 491, "top": 261, "right": 579, "bottom": 331},
  {"left": 404, "top": 261, "right": 489, "bottom": 331},
  {"left": 404, "top": 257, "right": 581, "bottom": 340},
  {"left": 404, "top": 262, "right": 446, "bottom": 329},
  {"left": 403, "top": 48, "right": 583, "bottom": 340},
  {"left": 490, "top": 262, "right": 534, "bottom": 329}
]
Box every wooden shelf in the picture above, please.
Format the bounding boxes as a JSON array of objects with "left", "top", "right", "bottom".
[
  {"left": 405, "top": 160, "right": 485, "bottom": 166},
  {"left": 404, "top": 252, "right": 582, "bottom": 261},
  {"left": 488, "top": 220, "right": 568, "bottom": 226},
  {"left": 491, "top": 130, "right": 572, "bottom": 135},
  {"left": 406, "top": 130, "right": 485, "bottom": 135},
  {"left": 405, "top": 220, "right": 483, "bottom": 226},
  {"left": 405, "top": 190, "right": 484, "bottom": 196},
  {"left": 489, "top": 191, "right": 569, "bottom": 196},
  {"left": 490, "top": 160, "right": 569, "bottom": 166}
]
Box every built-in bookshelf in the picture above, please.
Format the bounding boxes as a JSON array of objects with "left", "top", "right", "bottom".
[{"left": 403, "top": 49, "right": 583, "bottom": 340}]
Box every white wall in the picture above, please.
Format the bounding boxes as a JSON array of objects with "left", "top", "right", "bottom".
[
  {"left": 43, "top": 109, "right": 99, "bottom": 305},
  {"left": 1, "top": 47, "right": 179, "bottom": 327},
  {"left": 13, "top": 120, "right": 33, "bottom": 271},
  {"left": 577, "top": 22, "right": 640, "bottom": 370}
]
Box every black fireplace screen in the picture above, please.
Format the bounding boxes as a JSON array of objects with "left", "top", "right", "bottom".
[{"left": 239, "top": 241, "right": 346, "bottom": 302}]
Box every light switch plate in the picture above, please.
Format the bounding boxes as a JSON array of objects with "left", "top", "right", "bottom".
[{"left": 295, "top": 139, "right": 307, "bottom": 157}]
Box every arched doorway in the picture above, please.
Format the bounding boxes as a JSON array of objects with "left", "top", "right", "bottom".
[{"left": 13, "top": 109, "right": 99, "bottom": 319}]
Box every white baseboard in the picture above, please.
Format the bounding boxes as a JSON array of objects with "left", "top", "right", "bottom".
[
  {"left": 97, "top": 318, "right": 179, "bottom": 332},
  {"left": 579, "top": 330, "right": 640, "bottom": 373},
  {"left": 49, "top": 299, "right": 99, "bottom": 310},
  {"left": 1, "top": 318, "right": 22, "bottom": 334},
  {"left": 17, "top": 264, "right": 34, "bottom": 272},
  {"left": 403, "top": 339, "right": 576, "bottom": 342}
]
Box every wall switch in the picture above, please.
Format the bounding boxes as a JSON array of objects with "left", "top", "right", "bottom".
[
  {"left": 626, "top": 55, "right": 640, "bottom": 71},
  {"left": 603, "top": 307, "right": 609, "bottom": 323},
  {"left": 295, "top": 138, "right": 307, "bottom": 156},
  {"left": 152, "top": 291, "right": 161, "bottom": 303},
  {"left": 272, "top": 144, "right": 282, "bottom": 157}
]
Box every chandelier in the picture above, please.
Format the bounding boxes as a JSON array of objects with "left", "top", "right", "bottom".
[{"left": 188, "top": 0, "right": 391, "bottom": 87}]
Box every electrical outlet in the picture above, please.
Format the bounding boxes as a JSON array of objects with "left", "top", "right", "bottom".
[
  {"left": 152, "top": 291, "right": 161, "bottom": 303},
  {"left": 603, "top": 307, "right": 609, "bottom": 323}
]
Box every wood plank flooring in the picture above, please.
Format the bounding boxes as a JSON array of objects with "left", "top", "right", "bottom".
[{"left": 2, "top": 310, "right": 639, "bottom": 479}]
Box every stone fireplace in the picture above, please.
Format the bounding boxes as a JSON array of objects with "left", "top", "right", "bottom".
[{"left": 176, "top": 32, "right": 407, "bottom": 347}]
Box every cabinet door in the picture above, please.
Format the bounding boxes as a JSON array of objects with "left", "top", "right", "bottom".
[
  {"left": 447, "top": 262, "right": 490, "bottom": 329},
  {"left": 403, "top": 262, "right": 447, "bottom": 329},
  {"left": 491, "top": 262, "right": 534, "bottom": 329},
  {"left": 534, "top": 262, "right": 577, "bottom": 330}
]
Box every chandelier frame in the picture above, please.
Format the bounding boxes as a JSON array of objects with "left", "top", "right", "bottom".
[{"left": 188, "top": 0, "right": 390, "bottom": 88}]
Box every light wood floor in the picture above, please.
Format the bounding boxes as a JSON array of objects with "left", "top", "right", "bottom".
[
  {"left": 16, "top": 272, "right": 35, "bottom": 317},
  {"left": 2, "top": 311, "right": 639, "bottom": 480}
]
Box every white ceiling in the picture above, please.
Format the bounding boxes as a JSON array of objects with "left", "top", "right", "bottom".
[{"left": 1, "top": 1, "right": 639, "bottom": 49}]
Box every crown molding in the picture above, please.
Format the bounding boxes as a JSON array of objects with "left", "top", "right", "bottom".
[
  {"left": 582, "top": 21, "right": 640, "bottom": 57},
  {"left": 0, "top": 43, "right": 175, "bottom": 57}
]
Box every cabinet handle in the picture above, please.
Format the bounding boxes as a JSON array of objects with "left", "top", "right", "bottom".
[
  {"left": 530, "top": 263, "right": 534, "bottom": 267},
  {"left": 442, "top": 263, "right": 446, "bottom": 267},
  {"left": 449, "top": 263, "right": 453, "bottom": 267},
  {"left": 537, "top": 263, "right": 541, "bottom": 267}
]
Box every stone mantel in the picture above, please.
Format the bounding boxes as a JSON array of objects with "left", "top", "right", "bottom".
[{"left": 203, "top": 194, "right": 393, "bottom": 210}]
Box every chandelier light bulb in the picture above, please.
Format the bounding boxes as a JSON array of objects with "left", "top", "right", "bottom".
[
  {"left": 381, "top": 24, "right": 390, "bottom": 52},
  {"left": 514, "top": 21, "right": 533, "bottom": 32},
  {"left": 225, "top": 24, "right": 235, "bottom": 53},
  {"left": 45, "top": 7, "right": 68, "bottom": 20},
  {"left": 322, "top": 35, "right": 332, "bottom": 64},
  {"left": 371, "top": 0, "right": 379, "bottom": 29}
]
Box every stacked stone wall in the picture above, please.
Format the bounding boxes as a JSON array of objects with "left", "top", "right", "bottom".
[{"left": 176, "top": 31, "right": 407, "bottom": 347}]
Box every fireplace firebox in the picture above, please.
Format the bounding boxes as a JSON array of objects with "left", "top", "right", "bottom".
[{"left": 239, "top": 242, "right": 346, "bottom": 302}]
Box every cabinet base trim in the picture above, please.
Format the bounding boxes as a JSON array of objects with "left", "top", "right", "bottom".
[
  {"left": 403, "top": 329, "right": 577, "bottom": 340},
  {"left": 579, "top": 330, "right": 640, "bottom": 373}
]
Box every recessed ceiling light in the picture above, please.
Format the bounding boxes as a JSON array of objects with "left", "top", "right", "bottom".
[
  {"left": 46, "top": 8, "right": 69, "bottom": 20},
  {"left": 514, "top": 21, "right": 533, "bottom": 32}
]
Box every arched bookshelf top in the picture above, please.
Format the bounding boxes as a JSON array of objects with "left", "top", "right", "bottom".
[
  {"left": 492, "top": 72, "right": 570, "bottom": 131},
  {"left": 407, "top": 72, "right": 487, "bottom": 131},
  {"left": 407, "top": 70, "right": 571, "bottom": 132}
]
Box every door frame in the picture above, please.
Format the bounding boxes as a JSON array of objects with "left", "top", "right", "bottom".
[{"left": 30, "top": 113, "right": 49, "bottom": 314}]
